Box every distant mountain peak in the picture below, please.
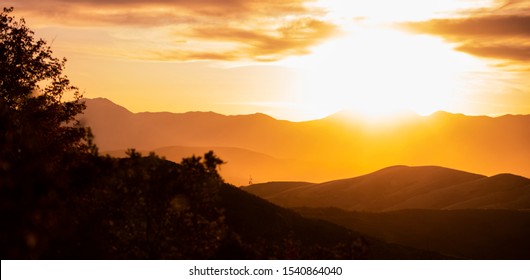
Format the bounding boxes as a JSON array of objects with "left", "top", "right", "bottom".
[
  {"left": 82, "top": 97, "right": 132, "bottom": 114},
  {"left": 82, "top": 98, "right": 283, "bottom": 120},
  {"left": 83, "top": 97, "right": 112, "bottom": 103}
]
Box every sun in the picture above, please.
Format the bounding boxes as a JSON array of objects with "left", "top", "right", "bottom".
[{"left": 279, "top": 24, "right": 489, "bottom": 121}]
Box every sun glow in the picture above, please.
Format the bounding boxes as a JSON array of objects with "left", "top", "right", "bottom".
[
  {"left": 12, "top": 0, "right": 525, "bottom": 122},
  {"left": 279, "top": 24, "right": 490, "bottom": 120}
]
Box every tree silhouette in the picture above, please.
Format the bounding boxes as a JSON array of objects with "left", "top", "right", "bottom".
[
  {"left": 0, "top": 7, "right": 89, "bottom": 168},
  {"left": 1, "top": 7, "right": 90, "bottom": 258},
  {"left": 204, "top": 150, "right": 225, "bottom": 176}
]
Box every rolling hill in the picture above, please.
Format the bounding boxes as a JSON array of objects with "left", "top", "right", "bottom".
[{"left": 243, "top": 166, "right": 530, "bottom": 211}]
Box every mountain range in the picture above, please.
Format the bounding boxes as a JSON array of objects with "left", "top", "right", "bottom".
[{"left": 80, "top": 98, "right": 530, "bottom": 185}]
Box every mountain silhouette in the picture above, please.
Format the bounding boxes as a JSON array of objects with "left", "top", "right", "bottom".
[
  {"left": 80, "top": 98, "right": 295, "bottom": 153},
  {"left": 80, "top": 98, "right": 530, "bottom": 183},
  {"left": 244, "top": 166, "right": 530, "bottom": 211}
]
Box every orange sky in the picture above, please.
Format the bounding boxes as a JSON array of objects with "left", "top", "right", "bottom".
[{"left": 5, "top": 0, "right": 530, "bottom": 121}]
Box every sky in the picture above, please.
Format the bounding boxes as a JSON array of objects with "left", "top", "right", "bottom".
[{"left": 5, "top": 0, "right": 530, "bottom": 121}]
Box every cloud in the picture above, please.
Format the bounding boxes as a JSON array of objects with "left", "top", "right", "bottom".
[
  {"left": 406, "top": 16, "right": 530, "bottom": 37},
  {"left": 159, "top": 18, "right": 337, "bottom": 62},
  {"left": 493, "top": 0, "right": 530, "bottom": 12},
  {"left": 456, "top": 43, "right": 530, "bottom": 62},
  {"left": 6, "top": 0, "right": 317, "bottom": 27},
  {"left": 4, "top": 0, "right": 337, "bottom": 61},
  {"left": 403, "top": 1, "right": 530, "bottom": 62},
  {"left": 16, "top": 0, "right": 318, "bottom": 26}
]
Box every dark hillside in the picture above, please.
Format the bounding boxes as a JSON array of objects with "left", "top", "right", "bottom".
[
  {"left": 220, "top": 185, "right": 448, "bottom": 259},
  {"left": 296, "top": 207, "right": 530, "bottom": 259}
]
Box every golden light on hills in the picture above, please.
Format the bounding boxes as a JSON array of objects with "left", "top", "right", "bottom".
[{"left": 82, "top": 98, "right": 530, "bottom": 186}]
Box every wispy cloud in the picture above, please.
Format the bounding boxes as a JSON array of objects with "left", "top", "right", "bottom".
[
  {"left": 407, "top": 16, "right": 530, "bottom": 37},
  {"left": 5, "top": 0, "right": 337, "bottom": 61},
  {"left": 403, "top": 0, "right": 530, "bottom": 63},
  {"left": 456, "top": 43, "right": 530, "bottom": 62},
  {"left": 154, "top": 18, "right": 337, "bottom": 62}
]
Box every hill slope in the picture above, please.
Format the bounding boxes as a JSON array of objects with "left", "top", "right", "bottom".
[
  {"left": 244, "top": 166, "right": 530, "bottom": 211},
  {"left": 296, "top": 207, "right": 530, "bottom": 259},
  {"left": 220, "top": 184, "right": 448, "bottom": 259}
]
